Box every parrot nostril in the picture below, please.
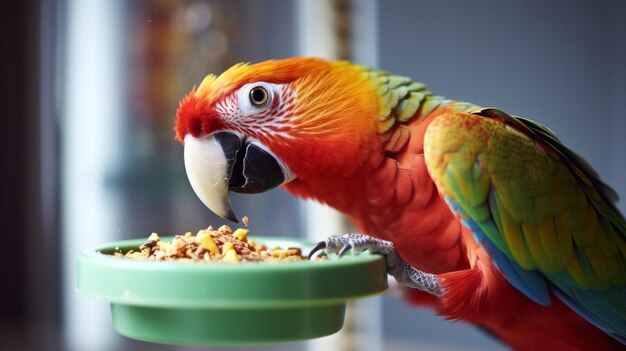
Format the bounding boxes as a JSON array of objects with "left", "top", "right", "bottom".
[{"left": 191, "top": 122, "right": 202, "bottom": 137}]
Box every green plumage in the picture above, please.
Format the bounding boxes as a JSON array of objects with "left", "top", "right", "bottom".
[
  {"left": 363, "top": 67, "right": 482, "bottom": 136},
  {"left": 424, "top": 106, "right": 626, "bottom": 341},
  {"left": 362, "top": 67, "right": 440, "bottom": 132}
]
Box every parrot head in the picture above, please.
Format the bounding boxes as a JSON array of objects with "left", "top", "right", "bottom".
[{"left": 175, "top": 57, "right": 382, "bottom": 221}]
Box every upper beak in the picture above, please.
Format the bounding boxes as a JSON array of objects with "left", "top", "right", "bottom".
[{"left": 183, "top": 132, "right": 292, "bottom": 222}]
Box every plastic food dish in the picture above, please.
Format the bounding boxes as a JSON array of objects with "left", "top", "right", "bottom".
[{"left": 76, "top": 237, "right": 388, "bottom": 346}]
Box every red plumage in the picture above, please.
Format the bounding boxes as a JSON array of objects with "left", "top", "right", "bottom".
[{"left": 286, "top": 110, "right": 624, "bottom": 350}]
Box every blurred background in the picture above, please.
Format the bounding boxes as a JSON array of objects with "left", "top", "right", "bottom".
[{"left": 1, "top": 0, "right": 625, "bottom": 350}]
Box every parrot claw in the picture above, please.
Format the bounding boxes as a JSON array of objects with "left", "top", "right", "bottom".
[
  {"left": 338, "top": 243, "right": 352, "bottom": 257},
  {"left": 308, "top": 234, "right": 444, "bottom": 297},
  {"left": 307, "top": 241, "right": 327, "bottom": 259}
]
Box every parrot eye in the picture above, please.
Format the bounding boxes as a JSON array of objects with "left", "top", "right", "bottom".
[
  {"left": 237, "top": 82, "right": 277, "bottom": 116},
  {"left": 249, "top": 86, "right": 269, "bottom": 106}
]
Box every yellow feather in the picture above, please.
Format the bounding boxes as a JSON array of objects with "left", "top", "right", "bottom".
[
  {"left": 567, "top": 251, "right": 591, "bottom": 288},
  {"left": 522, "top": 223, "right": 545, "bottom": 271},
  {"left": 500, "top": 204, "right": 534, "bottom": 270},
  {"left": 575, "top": 205, "right": 597, "bottom": 247},
  {"left": 585, "top": 244, "right": 609, "bottom": 285},
  {"left": 537, "top": 218, "right": 562, "bottom": 272},
  {"left": 555, "top": 211, "right": 574, "bottom": 269}
]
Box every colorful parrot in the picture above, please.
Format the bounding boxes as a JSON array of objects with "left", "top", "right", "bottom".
[{"left": 174, "top": 58, "right": 626, "bottom": 350}]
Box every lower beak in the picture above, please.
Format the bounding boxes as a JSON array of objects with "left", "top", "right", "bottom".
[{"left": 183, "top": 132, "right": 291, "bottom": 222}]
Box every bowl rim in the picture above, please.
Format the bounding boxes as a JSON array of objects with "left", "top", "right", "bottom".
[{"left": 76, "top": 236, "right": 389, "bottom": 309}]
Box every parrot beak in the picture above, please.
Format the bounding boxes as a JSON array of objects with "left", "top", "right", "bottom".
[{"left": 183, "top": 132, "right": 294, "bottom": 222}]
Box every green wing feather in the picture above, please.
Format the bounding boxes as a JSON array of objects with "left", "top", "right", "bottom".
[{"left": 424, "top": 107, "right": 626, "bottom": 341}]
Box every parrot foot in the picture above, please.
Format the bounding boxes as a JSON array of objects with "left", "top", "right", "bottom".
[{"left": 308, "top": 233, "right": 443, "bottom": 297}]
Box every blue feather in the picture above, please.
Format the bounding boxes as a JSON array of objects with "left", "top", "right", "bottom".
[
  {"left": 446, "top": 196, "right": 626, "bottom": 344},
  {"left": 553, "top": 286, "right": 626, "bottom": 345},
  {"left": 446, "top": 197, "right": 551, "bottom": 306}
]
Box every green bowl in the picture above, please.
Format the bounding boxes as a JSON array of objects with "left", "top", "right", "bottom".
[{"left": 76, "top": 237, "right": 388, "bottom": 346}]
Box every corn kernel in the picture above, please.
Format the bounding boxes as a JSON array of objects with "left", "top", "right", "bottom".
[
  {"left": 148, "top": 232, "right": 160, "bottom": 242},
  {"left": 222, "top": 242, "right": 234, "bottom": 255},
  {"left": 287, "top": 247, "right": 302, "bottom": 256},
  {"left": 223, "top": 249, "right": 240, "bottom": 262},
  {"left": 196, "top": 233, "right": 219, "bottom": 254},
  {"left": 126, "top": 251, "right": 147, "bottom": 259},
  {"left": 233, "top": 228, "right": 249, "bottom": 241},
  {"left": 172, "top": 237, "right": 186, "bottom": 250},
  {"left": 271, "top": 249, "right": 287, "bottom": 258}
]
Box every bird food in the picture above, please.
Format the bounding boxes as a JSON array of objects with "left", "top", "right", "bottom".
[{"left": 113, "top": 224, "right": 304, "bottom": 263}]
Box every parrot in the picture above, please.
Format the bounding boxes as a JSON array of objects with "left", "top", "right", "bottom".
[{"left": 174, "top": 57, "right": 626, "bottom": 350}]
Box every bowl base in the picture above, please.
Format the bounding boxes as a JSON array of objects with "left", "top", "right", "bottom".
[{"left": 111, "top": 303, "right": 346, "bottom": 346}]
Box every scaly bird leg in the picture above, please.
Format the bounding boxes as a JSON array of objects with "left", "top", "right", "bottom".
[{"left": 309, "top": 233, "right": 443, "bottom": 297}]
